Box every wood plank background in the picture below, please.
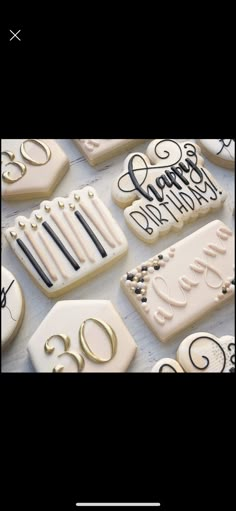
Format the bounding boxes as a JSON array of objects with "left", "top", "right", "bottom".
[{"left": 1, "top": 139, "right": 235, "bottom": 372}]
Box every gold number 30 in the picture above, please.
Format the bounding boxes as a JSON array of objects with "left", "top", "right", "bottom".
[
  {"left": 2, "top": 139, "right": 51, "bottom": 184},
  {"left": 44, "top": 318, "right": 118, "bottom": 373}
]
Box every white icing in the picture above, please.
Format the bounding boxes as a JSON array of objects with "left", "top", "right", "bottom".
[
  {"left": 63, "top": 210, "right": 96, "bottom": 263},
  {"left": 177, "top": 332, "right": 235, "bottom": 373},
  {"left": 27, "top": 300, "right": 137, "bottom": 373},
  {"left": 152, "top": 358, "right": 184, "bottom": 373},
  {"left": 121, "top": 220, "right": 234, "bottom": 342},
  {"left": 79, "top": 198, "right": 116, "bottom": 248},
  {"left": 50, "top": 210, "right": 86, "bottom": 262},
  {"left": 38, "top": 230, "right": 69, "bottom": 280},
  {"left": 1, "top": 139, "right": 69, "bottom": 201},
  {"left": 112, "top": 139, "right": 227, "bottom": 243},
  {"left": 1, "top": 266, "right": 24, "bottom": 347},
  {"left": 5, "top": 187, "right": 128, "bottom": 298}
]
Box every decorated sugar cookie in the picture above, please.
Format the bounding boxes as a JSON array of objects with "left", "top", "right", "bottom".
[
  {"left": 5, "top": 187, "right": 128, "bottom": 297},
  {"left": 74, "top": 139, "right": 145, "bottom": 166},
  {"left": 177, "top": 333, "right": 235, "bottom": 373},
  {"left": 196, "top": 139, "right": 235, "bottom": 169},
  {"left": 1, "top": 267, "right": 25, "bottom": 348},
  {"left": 121, "top": 220, "right": 234, "bottom": 342},
  {"left": 1, "top": 139, "right": 69, "bottom": 201},
  {"left": 27, "top": 300, "right": 137, "bottom": 372},
  {"left": 152, "top": 358, "right": 184, "bottom": 373},
  {"left": 112, "top": 139, "right": 227, "bottom": 243}
]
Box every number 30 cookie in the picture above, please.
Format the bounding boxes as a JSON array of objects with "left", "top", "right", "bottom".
[
  {"left": 1, "top": 139, "right": 69, "bottom": 201},
  {"left": 27, "top": 300, "right": 137, "bottom": 372}
]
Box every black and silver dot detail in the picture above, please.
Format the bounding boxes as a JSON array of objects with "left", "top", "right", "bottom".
[{"left": 127, "top": 273, "right": 134, "bottom": 281}]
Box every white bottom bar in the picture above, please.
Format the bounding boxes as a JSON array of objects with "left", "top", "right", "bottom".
[{"left": 76, "top": 504, "right": 161, "bottom": 507}]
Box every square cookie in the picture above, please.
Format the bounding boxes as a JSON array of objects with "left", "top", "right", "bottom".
[
  {"left": 1, "top": 139, "right": 69, "bottom": 201},
  {"left": 121, "top": 220, "right": 234, "bottom": 342},
  {"left": 74, "top": 139, "right": 145, "bottom": 165},
  {"left": 5, "top": 187, "right": 128, "bottom": 297},
  {"left": 28, "top": 300, "right": 137, "bottom": 372}
]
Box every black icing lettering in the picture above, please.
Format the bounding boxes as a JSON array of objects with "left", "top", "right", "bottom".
[
  {"left": 187, "top": 186, "right": 209, "bottom": 205},
  {"left": 159, "top": 202, "right": 179, "bottom": 222},
  {"left": 127, "top": 155, "right": 162, "bottom": 202},
  {"left": 184, "top": 143, "right": 198, "bottom": 164},
  {"left": 196, "top": 182, "right": 218, "bottom": 201},
  {"left": 201, "top": 168, "right": 218, "bottom": 191},
  {"left": 179, "top": 192, "right": 195, "bottom": 210},
  {"left": 129, "top": 211, "right": 153, "bottom": 235},
  {"left": 140, "top": 206, "right": 161, "bottom": 226},
  {"left": 147, "top": 183, "right": 164, "bottom": 202},
  {"left": 170, "top": 166, "right": 190, "bottom": 186},
  {"left": 167, "top": 191, "right": 189, "bottom": 214},
  {"left": 146, "top": 204, "right": 168, "bottom": 225},
  {"left": 156, "top": 172, "right": 174, "bottom": 189},
  {"left": 1, "top": 280, "right": 15, "bottom": 308},
  {"left": 187, "top": 160, "right": 204, "bottom": 184},
  {"left": 217, "top": 139, "right": 234, "bottom": 156},
  {"left": 178, "top": 160, "right": 192, "bottom": 174}
]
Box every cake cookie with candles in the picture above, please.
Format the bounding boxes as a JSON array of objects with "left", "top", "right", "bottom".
[
  {"left": 1, "top": 266, "right": 25, "bottom": 349},
  {"left": 112, "top": 139, "right": 227, "bottom": 243},
  {"left": 74, "top": 139, "right": 145, "bottom": 166},
  {"left": 5, "top": 187, "right": 128, "bottom": 297},
  {"left": 196, "top": 139, "right": 235, "bottom": 169},
  {"left": 121, "top": 220, "right": 234, "bottom": 342},
  {"left": 1, "top": 139, "right": 69, "bottom": 201},
  {"left": 27, "top": 300, "right": 137, "bottom": 372}
]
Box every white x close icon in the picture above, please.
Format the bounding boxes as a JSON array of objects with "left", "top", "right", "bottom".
[{"left": 9, "top": 29, "right": 21, "bottom": 41}]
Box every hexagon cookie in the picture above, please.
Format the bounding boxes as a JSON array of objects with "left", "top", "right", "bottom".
[
  {"left": 74, "top": 139, "right": 145, "bottom": 166},
  {"left": 27, "top": 300, "right": 137, "bottom": 372},
  {"left": 1, "top": 139, "right": 69, "bottom": 201},
  {"left": 5, "top": 186, "right": 128, "bottom": 297}
]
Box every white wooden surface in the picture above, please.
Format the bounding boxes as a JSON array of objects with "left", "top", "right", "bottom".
[{"left": 1, "top": 139, "right": 235, "bottom": 372}]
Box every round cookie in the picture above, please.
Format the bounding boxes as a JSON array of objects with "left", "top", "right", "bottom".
[
  {"left": 152, "top": 358, "right": 184, "bottom": 373},
  {"left": 177, "top": 332, "right": 235, "bottom": 373},
  {"left": 196, "top": 139, "right": 235, "bottom": 169},
  {"left": 1, "top": 266, "right": 25, "bottom": 348}
]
